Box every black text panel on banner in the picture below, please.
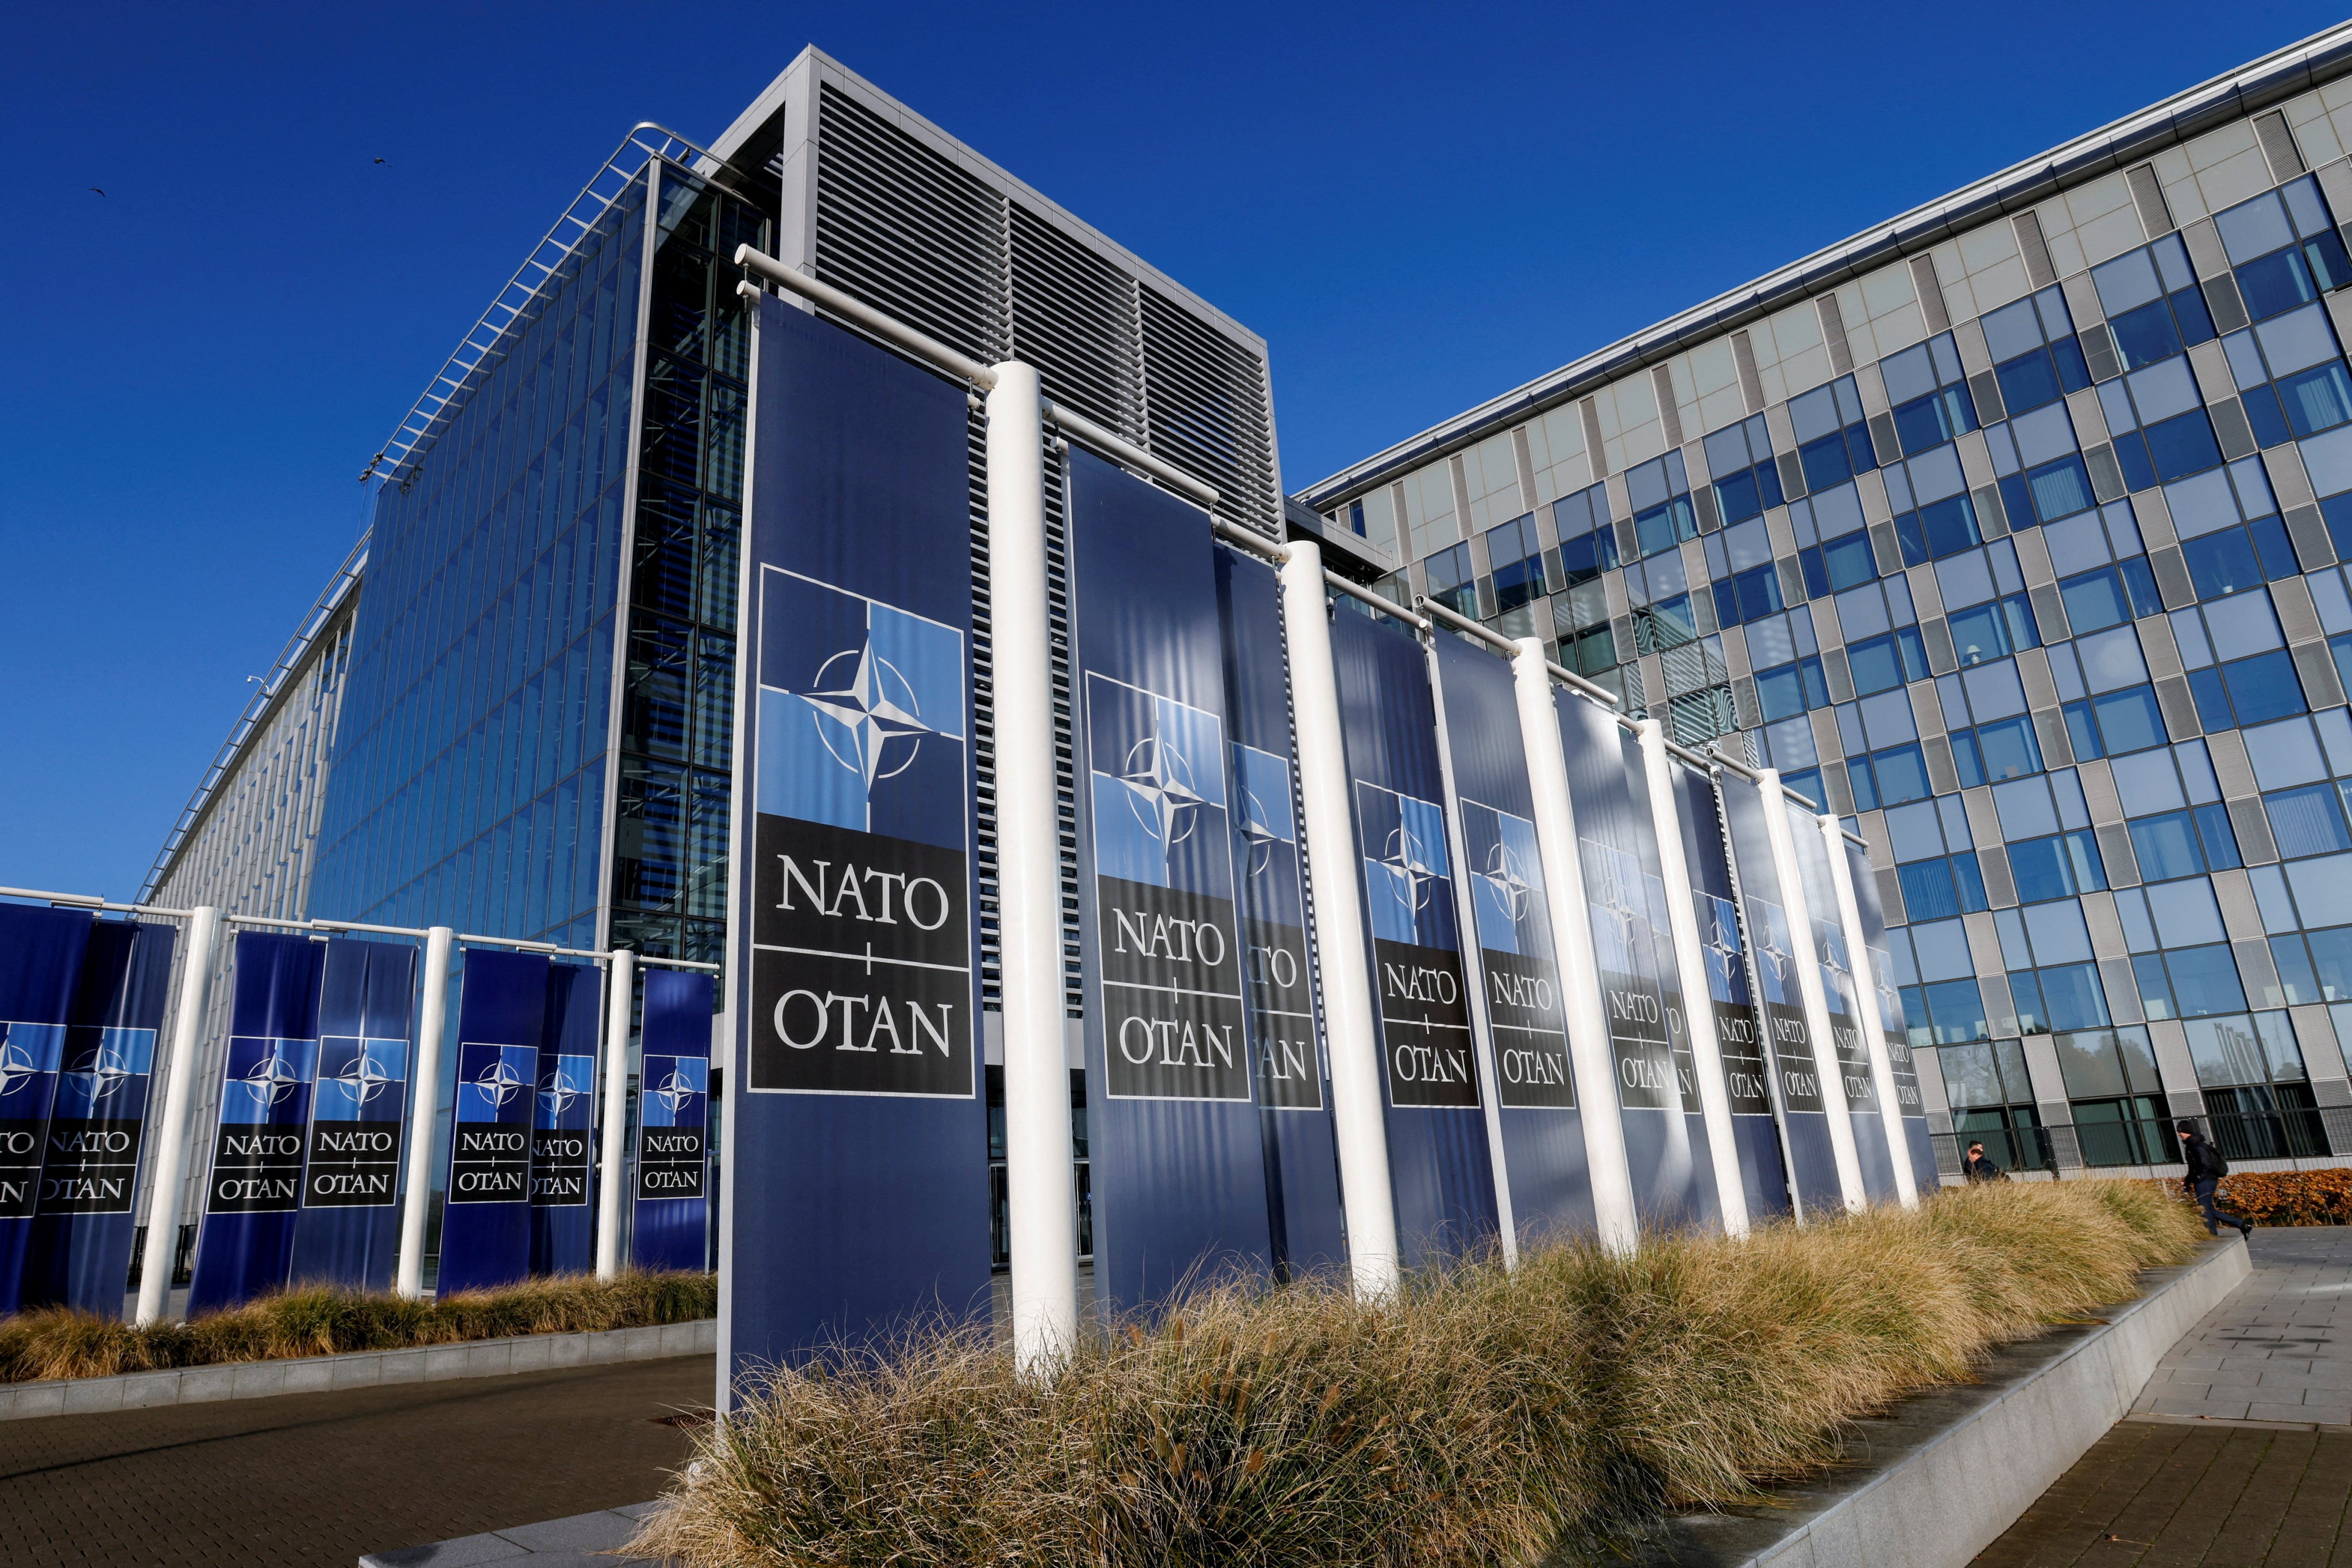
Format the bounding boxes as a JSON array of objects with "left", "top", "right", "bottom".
[
  {"left": 1714, "top": 776, "right": 1844, "bottom": 1216},
  {"left": 1669, "top": 768, "right": 1793, "bottom": 1221},
  {"left": 729, "top": 296, "right": 992, "bottom": 1381},
  {"left": 1552, "top": 693, "right": 1720, "bottom": 1231},
  {"left": 1212, "top": 546, "right": 1345, "bottom": 1279},
  {"left": 1328, "top": 608, "right": 1499, "bottom": 1265},
  {"left": 1841, "top": 835, "right": 1939, "bottom": 1191},
  {"left": 1782, "top": 802, "right": 1901, "bottom": 1203},
  {"left": 1067, "top": 448, "right": 1275, "bottom": 1311},
  {"left": 1427, "top": 634, "right": 1592, "bottom": 1244}
]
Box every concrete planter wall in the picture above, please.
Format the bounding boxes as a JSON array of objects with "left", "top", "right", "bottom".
[
  {"left": 1639, "top": 1237, "right": 2252, "bottom": 1568},
  {"left": 0, "top": 1317, "right": 714, "bottom": 1422}
]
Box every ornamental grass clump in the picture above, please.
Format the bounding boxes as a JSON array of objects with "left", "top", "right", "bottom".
[
  {"left": 634, "top": 1180, "right": 2206, "bottom": 1568},
  {"left": 0, "top": 1269, "right": 713, "bottom": 1384}
]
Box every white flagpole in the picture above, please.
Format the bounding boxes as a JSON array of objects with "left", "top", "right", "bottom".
[
  {"left": 1821, "top": 816, "right": 1918, "bottom": 1208},
  {"left": 990, "top": 360, "right": 1080, "bottom": 1373},
  {"left": 396, "top": 925, "right": 457, "bottom": 1299},
  {"left": 135, "top": 904, "right": 219, "bottom": 1327},
  {"left": 596, "top": 948, "right": 636, "bottom": 1278}
]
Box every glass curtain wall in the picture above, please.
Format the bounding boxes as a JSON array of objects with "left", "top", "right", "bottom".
[
  {"left": 310, "top": 172, "right": 647, "bottom": 947},
  {"left": 606, "top": 166, "right": 766, "bottom": 965}
]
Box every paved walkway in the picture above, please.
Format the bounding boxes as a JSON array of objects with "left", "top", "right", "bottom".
[
  {"left": 0, "top": 1353, "right": 713, "bottom": 1567},
  {"left": 1974, "top": 1229, "right": 2352, "bottom": 1566}
]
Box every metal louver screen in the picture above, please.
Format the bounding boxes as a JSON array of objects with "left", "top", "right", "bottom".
[
  {"left": 813, "top": 86, "right": 1007, "bottom": 366},
  {"left": 813, "top": 82, "right": 1280, "bottom": 536}
]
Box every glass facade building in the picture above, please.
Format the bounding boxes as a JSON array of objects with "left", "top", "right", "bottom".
[{"left": 1304, "top": 27, "right": 2352, "bottom": 1177}]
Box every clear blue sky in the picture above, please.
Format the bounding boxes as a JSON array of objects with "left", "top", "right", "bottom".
[{"left": 3, "top": 0, "right": 2343, "bottom": 899}]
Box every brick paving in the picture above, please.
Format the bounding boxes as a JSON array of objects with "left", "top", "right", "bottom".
[
  {"left": 1975, "top": 1229, "right": 2352, "bottom": 1566},
  {"left": 0, "top": 1353, "right": 713, "bottom": 1568}
]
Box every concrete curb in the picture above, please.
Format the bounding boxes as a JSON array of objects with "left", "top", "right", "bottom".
[
  {"left": 0, "top": 1318, "right": 715, "bottom": 1422},
  {"left": 1628, "top": 1235, "right": 2253, "bottom": 1567}
]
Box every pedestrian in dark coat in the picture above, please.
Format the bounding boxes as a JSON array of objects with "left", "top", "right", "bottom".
[
  {"left": 1963, "top": 1140, "right": 2005, "bottom": 1183},
  {"left": 2179, "top": 1121, "right": 2253, "bottom": 1238}
]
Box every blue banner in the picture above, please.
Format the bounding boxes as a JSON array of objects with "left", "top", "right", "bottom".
[
  {"left": 530, "top": 962, "right": 601, "bottom": 1277},
  {"left": 1669, "top": 767, "right": 1791, "bottom": 1221},
  {"left": 1552, "top": 694, "right": 1717, "bottom": 1230},
  {"left": 1843, "top": 836, "right": 1939, "bottom": 1190},
  {"left": 632, "top": 968, "right": 710, "bottom": 1273},
  {"left": 1428, "top": 634, "right": 1591, "bottom": 1245},
  {"left": 1715, "top": 776, "right": 1843, "bottom": 1216},
  {"left": 28, "top": 918, "right": 176, "bottom": 1313},
  {"left": 190, "top": 932, "right": 325, "bottom": 1315},
  {"left": 1783, "top": 804, "right": 1899, "bottom": 1202},
  {"left": 438, "top": 948, "right": 547, "bottom": 1295},
  {"left": 288, "top": 939, "right": 415, "bottom": 1291},
  {"left": 1328, "top": 608, "right": 1497, "bottom": 1264},
  {"left": 1212, "top": 545, "right": 1345, "bottom": 1278},
  {"left": 0, "top": 904, "right": 95, "bottom": 1314},
  {"left": 728, "top": 297, "right": 991, "bottom": 1380},
  {"left": 1067, "top": 449, "right": 1272, "bottom": 1311}
]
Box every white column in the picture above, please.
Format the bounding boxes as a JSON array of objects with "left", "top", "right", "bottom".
[
  {"left": 1279, "top": 540, "right": 1399, "bottom": 1296},
  {"left": 596, "top": 948, "right": 637, "bottom": 1278},
  {"left": 1755, "top": 773, "right": 1866, "bottom": 1213},
  {"left": 1511, "top": 640, "right": 1639, "bottom": 1254},
  {"left": 397, "top": 925, "right": 457, "bottom": 1299},
  {"left": 1821, "top": 816, "right": 1918, "bottom": 1208},
  {"left": 1635, "top": 722, "right": 1750, "bottom": 1237},
  {"left": 135, "top": 903, "right": 218, "bottom": 1327},
  {"left": 988, "top": 360, "right": 1080, "bottom": 1373}
]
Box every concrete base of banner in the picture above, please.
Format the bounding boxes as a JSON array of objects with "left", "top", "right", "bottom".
[
  {"left": 1608, "top": 1235, "right": 2250, "bottom": 1567},
  {"left": 0, "top": 1317, "right": 714, "bottom": 1422},
  {"left": 360, "top": 1503, "right": 665, "bottom": 1567}
]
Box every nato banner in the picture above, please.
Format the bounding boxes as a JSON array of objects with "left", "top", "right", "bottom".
[
  {"left": 633, "top": 968, "right": 710, "bottom": 1273},
  {"left": 1068, "top": 448, "right": 1272, "bottom": 1312},
  {"left": 190, "top": 931, "right": 323, "bottom": 1315},
  {"left": 1330, "top": 608, "right": 1497, "bottom": 1264},
  {"left": 1844, "top": 836, "right": 1937, "bottom": 1189},
  {"left": 0, "top": 903, "right": 95, "bottom": 1315},
  {"left": 1553, "top": 695, "right": 1716, "bottom": 1229},
  {"left": 1783, "top": 804, "right": 1898, "bottom": 1202},
  {"left": 438, "top": 948, "right": 547, "bottom": 1294},
  {"left": 1670, "top": 767, "right": 1791, "bottom": 1220},
  {"left": 728, "top": 296, "right": 991, "bottom": 1379},
  {"left": 289, "top": 939, "right": 415, "bottom": 1291},
  {"left": 530, "top": 963, "right": 600, "bottom": 1278},
  {"left": 28, "top": 918, "right": 176, "bottom": 1312},
  {"left": 1428, "top": 634, "right": 1591, "bottom": 1243},
  {"left": 1212, "top": 544, "right": 1344, "bottom": 1278},
  {"left": 1715, "top": 777, "right": 1841, "bottom": 1215}
]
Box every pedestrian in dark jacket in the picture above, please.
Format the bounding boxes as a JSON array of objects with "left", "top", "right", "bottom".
[
  {"left": 1963, "top": 1140, "right": 2005, "bottom": 1183},
  {"left": 2178, "top": 1121, "right": 2253, "bottom": 1238}
]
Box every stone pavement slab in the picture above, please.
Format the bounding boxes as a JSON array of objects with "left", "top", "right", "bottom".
[
  {"left": 2131, "top": 1227, "right": 2352, "bottom": 1426},
  {"left": 0, "top": 1352, "right": 713, "bottom": 1567}
]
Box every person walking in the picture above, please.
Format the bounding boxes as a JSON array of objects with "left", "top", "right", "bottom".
[
  {"left": 2178, "top": 1120, "right": 2253, "bottom": 1238},
  {"left": 1963, "top": 1140, "right": 2005, "bottom": 1183}
]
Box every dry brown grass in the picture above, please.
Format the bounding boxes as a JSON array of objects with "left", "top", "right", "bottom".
[
  {"left": 0, "top": 1270, "right": 713, "bottom": 1384},
  {"left": 634, "top": 1180, "right": 2206, "bottom": 1567}
]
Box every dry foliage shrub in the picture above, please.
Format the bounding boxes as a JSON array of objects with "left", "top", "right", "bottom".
[
  {"left": 635, "top": 1181, "right": 2205, "bottom": 1567},
  {"left": 0, "top": 1270, "right": 713, "bottom": 1384},
  {"left": 2140, "top": 1167, "right": 2352, "bottom": 1227}
]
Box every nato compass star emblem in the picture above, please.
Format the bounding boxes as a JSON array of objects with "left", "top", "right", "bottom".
[
  {"left": 1592, "top": 862, "right": 1645, "bottom": 957},
  {"left": 539, "top": 1065, "right": 587, "bottom": 1119},
  {"left": 1380, "top": 823, "right": 1439, "bottom": 914},
  {"left": 651, "top": 1068, "right": 698, "bottom": 1119},
  {"left": 1480, "top": 840, "right": 1534, "bottom": 923},
  {"left": 1704, "top": 905, "right": 1744, "bottom": 981},
  {"left": 804, "top": 640, "right": 940, "bottom": 790},
  {"left": 1237, "top": 784, "right": 1281, "bottom": 878},
  {"left": 1120, "top": 732, "right": 1206, "bottom": 849},
  {"left": 63, "top": 1044, "right": 133, "bottom": 1103},
  {"left": 472, "top": 1055, "right": 528, "bottom": 1111},
  {"left": 240, "top": 1047, "right": 305, "bottom": 1108},
  {"left": 1752, "top": 918, "right": 1792, "bottom": 986},
  {"left": 326, "top": 1048, "right": 396, "bottom": 1108},
  {"left": 0, "top": 1042, "right": 40, "bottom": 1099}
]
